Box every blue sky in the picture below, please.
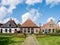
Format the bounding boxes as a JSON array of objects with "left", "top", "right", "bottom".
[{"left": 0, "top": 0, "right": 60, "bottom": 26}]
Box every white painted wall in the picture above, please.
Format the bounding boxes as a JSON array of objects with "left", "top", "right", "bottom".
[{"left": 0, "top": 28, "right": 20, "bottom": 33}]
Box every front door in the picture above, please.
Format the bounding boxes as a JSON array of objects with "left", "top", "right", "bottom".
[{"left": 31, "top": 28, "right": 34, "bottom": 34}]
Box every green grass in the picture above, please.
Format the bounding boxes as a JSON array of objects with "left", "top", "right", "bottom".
[
  {"left": 37, "top": 36, "right": 60, "bottom": 45},
  {"left": 0, "top": 34, "right": 25, "bottom": 45}
]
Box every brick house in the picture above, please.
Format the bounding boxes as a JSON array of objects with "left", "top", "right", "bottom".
[
  {"left": 0, "top": 18, "right": 60, "bottom": 34},
  {"left": 21, "top": 19, "right": 40, "bottom": 34},
  {"left": 41, "top": 19, "right": 59, "bottom": 34}
]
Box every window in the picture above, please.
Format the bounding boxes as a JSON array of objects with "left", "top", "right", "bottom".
[
  {"left": 36, "top": 30, "right": 38, "bottom": 32},
  {"left": 9, "top": 29, "right": 11, "bottom": 33},
  {"left": 15, "top": 29, "right": 17, "bottom": 31},
  {"left": 24, "top": 28, "right": 26, "bottom": 33},
  {"left": 52, "top": 24, "right": 53, "bottom": 27},
  {"left": 49, "top": 24, "right": 54, "bottom": 27},
  {"left": 0, "top": 29, "right": 2, "bottom": 33},
  {"left": 31, "top": 28, "right": 33, "bottom": 30},
  {"left": 14, "top": 29, "right": 17, "bottom": 33},
  {"left": 49, "top": 24, "right": 51, "bottom": 27},
  {"left": 45, "top": 29, "right": 48, "bottom": 34},
  {"left": 28, "top": 28, "right": 30, "bottom": 33},
  {"left": 53, "top": 29, "right": 54, "bottom": 32},
  {"left": 49, "top": 29, "right": 51, "bottom": 32},
  {"left": 42, "top": 30, "right": 44, "bottom": 32},
  {"left": 5, "top": 29, "right": 7, "bottom": 32},
  {"left": 9, "top": 23, "right": 11, "bottom": 27}
]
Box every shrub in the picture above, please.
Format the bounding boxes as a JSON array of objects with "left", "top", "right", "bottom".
[
  {"left": 39, "top": 30, "right": 43, "bottom": 34},
  {"left": 55, "top": 28, "right": 59, "bottom": 33}
]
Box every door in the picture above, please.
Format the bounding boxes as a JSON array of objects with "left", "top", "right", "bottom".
[{"left": 31, "top": 28, "right": 34, "bottom": 34}]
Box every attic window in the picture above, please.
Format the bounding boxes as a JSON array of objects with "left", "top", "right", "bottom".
[
  {"left": 9, "top": 23, "right": 11, "bottom": 27},
  {"left": 49, "top": 24, "right": 54, "bottom": 27}
]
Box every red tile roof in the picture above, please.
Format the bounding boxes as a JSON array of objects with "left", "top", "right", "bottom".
[
  {"left": 21, "top": 19, "right": 38, "bottom": 27},
  {"left": 41, "top": 20, "right": 59, "bottom": 29}
]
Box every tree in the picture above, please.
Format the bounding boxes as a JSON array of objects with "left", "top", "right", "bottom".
[
  {"left": 24, "top": 32, "right": 26, "bottom": 38},
  {"left": 55, "top": 28, "right": 59, "bottom": 33},
  {"left": 39, "top": 30, "right": 43, "bottom": 34},
  {"left": 17, "top": 23, "right": 21, "bottom": 27},
  {"left": 17, "top": 24, "right": 22, "bottom": 33}
]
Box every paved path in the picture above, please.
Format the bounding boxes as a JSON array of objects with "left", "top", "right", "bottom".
[{"left": 22, "top": 35, "right": 40, "bottom": 45}]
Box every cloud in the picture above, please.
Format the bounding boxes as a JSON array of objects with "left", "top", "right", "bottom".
[
  {"left": 57, "top": 20, "right": 60, "bottom": 27},
  {"left": 22, "top": 8, "right": 41, "bottom": 24},
  {"left": 25, "top": 0, "right": 42, "bottom": 5},
  {"left": 57, "top": 22, "right": 60, "bottom": 27},
  {"left": 0, "top": 6, "right": 8, "bottom": 19},
  {"left": 0, "top": 0, "right": 42, "bottom": 23},
  {"left": 1, "top": 0, "right": 23, "bottom": 5},
  {"left": 0, "top": 17, "right": 20, "bottom": 24},
  {"left": 0, "top": 0, "right": 24, "bottom": 22},
  {"left": 46, "top": 0, "right": 60, "bottom": 8},
  {"left": 1, "top": 0, "right": 24, "bottom": 13},
  {"left": 47, "top": 17, "right": 55, "bottom": 22},
  {"left": 0, "top": 0, "right": 42, "bottom": 22}
]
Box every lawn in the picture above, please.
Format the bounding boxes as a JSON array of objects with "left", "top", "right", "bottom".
[
  {"left": 0, "top": 34, "right": 25, "bottom": 45},
  {"left": 37, "top": 36, "right": 60, "bottom": 45}
]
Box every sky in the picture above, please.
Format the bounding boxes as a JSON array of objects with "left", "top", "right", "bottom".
[{"left": 0, "top": 0, "right": 60, "bottom": 26}]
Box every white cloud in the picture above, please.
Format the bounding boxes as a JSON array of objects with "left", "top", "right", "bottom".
[
  {"left": 0, "top": 17, "right": 20, "bottom": 24},
  {"left": 0, "top": 0, "right": 24, "bottom": 22},
  {"left": 46, "top": 0, "right": 60, "bottom": 8},
  {"left": 0, "top": 0, "right": 42, "bottom": 23},
  {"left": 47, "top": 17, "right": 55, "bottom": 22},
  {"left": 57, "top": 22, "right": 60, "bottom": 27},
  {"left": 26, "top": 0, "right": 42, "bottom": 5},
  {"left": 1, "top": 0, "right": 24, "bottom": 13},
  {"left": 1, "top": 0, "right": 23, "bottom": 5},
  {"left": 22, "top": 8, "right": 41, "bottom": 24},
  {"left": 0, "top": 6, "right": 8, "bottom": 19},
  {"left": 57, "top": 20, "right": 60, "bottom": 27}
]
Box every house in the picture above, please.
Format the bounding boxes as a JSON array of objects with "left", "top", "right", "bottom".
[
  {"left": 21, "top": 19, "right": 40, "bottom": 34},
  {"left": 41, "top": 19, "right": 59, "bottom": 34},
  {"left": 0, "top": 18, "right": 60, "bottom": 34},
  {"left": 0, "top": 19, "right": 20, "bottom": 33}
]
